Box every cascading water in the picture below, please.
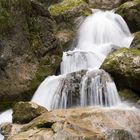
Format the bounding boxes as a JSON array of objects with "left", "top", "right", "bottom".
[
  {"left": 0, "top": 9, "right": 134, "bottom": 139},
  {"left": 80, "top": 69, "right": 120, "bottom": 107},
  {"left": 61, "top": 10, "right": 133, "bottom": 74},
  {"left": 32, "top": 10, "right": 133, "bottom": 109}
]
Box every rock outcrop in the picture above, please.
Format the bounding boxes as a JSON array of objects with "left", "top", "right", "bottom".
[
  {"left": 0, "top": 0, "right": 59, "bottom": 111},
  {"left": 116, "top": 0, "right": 140, "bottom": 33},
  {"left": 101, "top": 48, "right": 140, "bottom": 96},
  {"left": 2, "top": 107, "right": 140, "bottom": 140},
  {"left": 0, "top": 0, "right": 91, "bottom": 111},
  {"left": 88, "top": 0, "right": 122, "bottom": 10},
  {"left": 131, "top": 31, "right": 140, "bottom": 50},
  {"left": 119, "top": 89, "right": 139, "bottom": 103}
]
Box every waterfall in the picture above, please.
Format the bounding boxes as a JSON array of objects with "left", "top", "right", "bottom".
[
  {"left": 32, "top": 75, "right": 66, "bottom": 110},
  {"left": 80, "top": 69, "right": 120, "bottom": 107},
  {"left": 0, "top": 10, "right": 134, "bottom": 138},
  {"left": 61, "top": 10, "right": 133, "bottom": 74},
  {"left": 32, "top": 10, "right": 133, "bottom": 110}
]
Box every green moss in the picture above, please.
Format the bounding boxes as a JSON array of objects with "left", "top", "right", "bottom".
[
  {"left": 0, "top": 0, "right": 31, "bottom": 34},
  {"left": 137, "top": 100, "right": 140, "bottom": 105},
  {"left": 116, "top": 0, "right": 140, "bottom": 32},
  {"left": 131, "top": 31, "right": 140, "bottom": 50},
  {"left": 0, "top": 2, "right": 13, "bottom": 33},
  {"left": 101, "top": 48, "right": 140, "bottom": 93},
  {"left": 0, "top": 101, "right": 16, "bottom": 111},
  {"left": 119, "top": 89, "right": 139, "bottom": 102},
  {"left": 30, "top": 55, "right": 61, "bottom": 91},
  {"left": 103, "top": 48, "right": 140, "bottom": 64},
  {"left": 102, "top": 48, "right": 140, "bottom": 76},
  {"left": 116, "top": 0, "right": 140, "bottom": 13},
  {"left": 28, "top": 16, "right": 42, "bottom": 51},
  {"left": 48, "top": 0, "right": 86, "bottom": 16}
]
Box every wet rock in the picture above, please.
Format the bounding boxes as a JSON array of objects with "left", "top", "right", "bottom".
[
  {"left": 0, "top": 2, "right": 13, "bottom": 34},
  {"left": 116, "top": 0, "right": 140, "bottom": 32},
  {"left": 101, "top": 48, "right": 140, "bottom": 95},
  {"left": 48, "top": 0, "right": 91, "bottom": 23},
  {"left": 88, "top": 0, "right": 122, "bottom": 10},
  {"left": 119, "top": 89, "right": 139, "bottom": 103},
  {"left": 60, "top": 70, "right": 87, "bottom": 108},
  {"left": 5, "top": 107, "right": 140, "bottom": 140},
  {"left": 131, "top": 31, "right": 140, "bottom": 50},
  {"left": 12, "top": 101, "right": 47, "bottom": 124},
  {"left": 136, "top": 100, "right": 140, "bottom": 109}
]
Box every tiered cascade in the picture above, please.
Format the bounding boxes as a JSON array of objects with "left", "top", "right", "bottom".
[{"left": 32, "top": 10, "right": 133, "bottom": 110}]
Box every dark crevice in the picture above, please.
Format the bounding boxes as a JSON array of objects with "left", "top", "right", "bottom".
[{"left": 37, "top": 122, "right": 54, "bottom": 129}]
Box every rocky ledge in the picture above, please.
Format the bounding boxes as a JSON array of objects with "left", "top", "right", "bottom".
[{"left": 0, "top": 102, "right": 140, "bottom": 140}]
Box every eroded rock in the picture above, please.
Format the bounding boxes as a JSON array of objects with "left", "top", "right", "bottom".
[
  {"left": 116, "top": 0, "right": 140, "bottom": 32},
  {"left": 4, "top": 107, "right": 140, "bottom": 140}
]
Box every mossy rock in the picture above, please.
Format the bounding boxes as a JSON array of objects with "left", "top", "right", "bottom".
[
  {"left": 137, "top": 99, "right": 140, "bottom": 105},
  {"left": 48, "top": 0, "right": 91, "bottom": 23},
  {"left": 131, "top": 31, "right": 140, "bottom": 50},
  {"left": 119, "top": 89, "right": 139, "bottom": 102},
  {"left": 116, "top": 0, "right": 140, "bottom": 33},
  {"left": 0, "top": 2, "right": 13, "bottom": 34},
  {"left": 88, "top": 0, "right": 123, "bottom": 10},
  {"left": 12, "top": 101, "right": 47, "bottom": 124},
  {"left": 30, "top": 54, "right": 62, "bottom": 90},
  {"left": 101, "top": 48, "right": 140, "bottom": 96}
]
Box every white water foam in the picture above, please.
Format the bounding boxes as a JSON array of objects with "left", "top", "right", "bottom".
[
  {"left": 80, "top": 69, "right": 121, "bottom": 107},
  {"left": 32, "top": 75, "right": 66, "bottom": 110},
  {"left": 61, "top": 10, "right": 133, "bottom": 74}
]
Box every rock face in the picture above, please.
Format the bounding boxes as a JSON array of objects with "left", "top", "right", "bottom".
[
  {"left": 131, "top": 31, "right": 140, "bottom": 50},
  {"left": 48, "top": 0, "right": 92, "bottom": 49},
  {"left": 116, "top": 0, "right": 140, "bottom": 33},
  {"left": 101, "top": 48, "right": 140, "bottom": 95},
  {"left": 0, "top": 0, "right": 91, "bottom": 111},
  {"left": 48, "top": 0, "right": 91, "bottom": 21},
  {"left": 3, "top": 107, "right": 140, "bottom": 140},
  {"left": 88, "top": 0, "right": 122, "bottom": 10},
  {"left": 59, "top": 70, "right": 87, "bottom": 108},
  {"left": 0, "top": 0, "right": 59, "bottom": 111},
  {"left": 119, "top": 89, "right": 139, "bottom": 103},
  {"left": 12, "top": 102, "right": 47, "bottom": 124}
]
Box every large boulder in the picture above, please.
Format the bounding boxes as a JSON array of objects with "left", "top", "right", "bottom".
[
  {"left": 2, "top": 107, "right": 140, "bottom": 140},
  {"left": 0, "top": 0, "right": 71, "bottom": 111},
  {"left": 48, "top": 0, "right": 91, "bottom": 22},
  {"left": 101, "top": 48, "right": 140, "bottom": 95},
  {"left": 131, "top": 31, "right": 140, "bottom": 50},
  {"left": 116, "top": 0, "right": 140, "bottom": 33},
  {"left": 12, "top": 101, "right": 47, "bottom": 124}
]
